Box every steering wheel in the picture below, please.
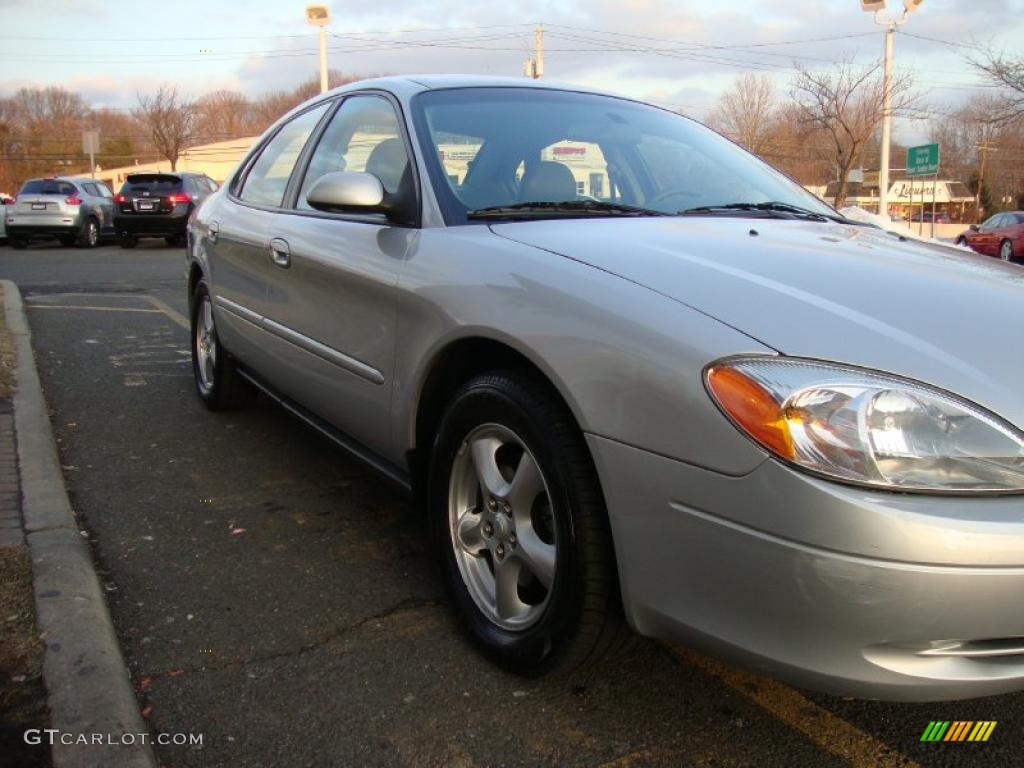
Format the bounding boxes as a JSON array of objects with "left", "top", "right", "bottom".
[{"left": 646, "top": 188, "right": 701, "bottom": 212}]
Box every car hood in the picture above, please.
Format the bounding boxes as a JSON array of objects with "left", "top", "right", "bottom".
[{"left": 492, "top": 217, "right": 1024, "bottom": 430}]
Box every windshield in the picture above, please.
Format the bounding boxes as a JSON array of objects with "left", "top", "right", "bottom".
[{"left": 412, "top": 87, "right": 836, "bottom": 225}]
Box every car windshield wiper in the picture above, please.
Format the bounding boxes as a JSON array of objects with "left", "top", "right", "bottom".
[
  {"left": 680, "top": 201, "right": 857, "bottom": 224},
  {"left": 467, "top": 200, "right": 669, "bottom": 220}
]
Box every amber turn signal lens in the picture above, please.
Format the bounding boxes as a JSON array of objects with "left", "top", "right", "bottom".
[{"left": 707, "top": 366, "right": 795, "bottom": 460}]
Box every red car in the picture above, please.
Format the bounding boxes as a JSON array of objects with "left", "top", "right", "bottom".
[{"left": 957, "top": 211, "right": 1024, "bottom": 263}]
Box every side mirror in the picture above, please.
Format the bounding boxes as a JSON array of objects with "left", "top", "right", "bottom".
[
  {"left": 969, "top": 224, "right": 979, "bottom": 231},
  {"left": 306, "top": 171, "right": 386, "bottom": 214}
]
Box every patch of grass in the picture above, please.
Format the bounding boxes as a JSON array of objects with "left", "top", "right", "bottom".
[
  {"left": 0, "top": 291, "right": 14, "bottom": 398},
  {"left": 0, "top": 547, "right": 51, "bottom": 767}
]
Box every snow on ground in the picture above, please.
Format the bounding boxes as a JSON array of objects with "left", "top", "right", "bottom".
[{"left": 838, "top": 206, "right": 972, "bottom": 250}]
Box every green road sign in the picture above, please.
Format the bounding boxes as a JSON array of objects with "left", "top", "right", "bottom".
[{"left": 907, "top": 143, "right": 940, "bottom": 176}]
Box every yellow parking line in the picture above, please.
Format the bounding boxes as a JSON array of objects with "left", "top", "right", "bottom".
[
  {"left": 26, "top": 305, "right": 164, "bottom": 314},
  {"left": 145, "top": 296, "right": 190, "bottom": 330},
  {"left": 669, "top": 646, "right": 920, "bottom": 768}
]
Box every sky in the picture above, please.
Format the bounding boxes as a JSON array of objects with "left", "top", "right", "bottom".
[{"left": 1, "top": 0, "right": 1023, "bottom": 143}]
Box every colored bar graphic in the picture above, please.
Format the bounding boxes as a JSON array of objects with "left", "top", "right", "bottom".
[
  {"left": 968, "top": 722, "right": 997, "bottom": 742},
  {"left": 921, "top": 721, "right": 950, "bottom": 742},
  {"left": 944, "top": 721, "right": 973, "bottom": 741},
  {"left": 921, "top": 720, "right": 996, "bottom": 742}
]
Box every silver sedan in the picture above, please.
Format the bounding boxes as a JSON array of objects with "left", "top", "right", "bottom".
[{"left": 187, "top": 76, "right": 1024, "bottom": 702}]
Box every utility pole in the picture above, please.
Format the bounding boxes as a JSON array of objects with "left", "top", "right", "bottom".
[
  {"left": 976, "top": 142, "right": 993, "bottom": 221},
  {"left": 524, "top": 25, "right": 544, "bottom": 79},
  {"left": 533, "top": 24, "right": 544, "bottom": 79}
]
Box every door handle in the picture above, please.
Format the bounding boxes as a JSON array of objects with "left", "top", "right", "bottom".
[
  {"left": 208, "top": 221, "right": 220, "bottom": 244},
  {"left": 269, "top": 238, "right": 291, "bottom": 269}
]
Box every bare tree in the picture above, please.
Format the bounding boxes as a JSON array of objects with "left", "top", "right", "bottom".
[
  {"left": 707, "top": 73, "right": 777, "bottom": 156},
  {"left": 194, "top": 90, "right": 255, "bottom": 144},
  {"left": 791, "top": 60, "right": 914, "bottom": 209},
  {"left": 969, "top": 48, "right": 1024, "bottom": 122},
  {"left": 134, "top": 85, "right": 196, "bottom": 171},
  {"left": 250, "top": 70, "right": 367, "bottom": 132}
]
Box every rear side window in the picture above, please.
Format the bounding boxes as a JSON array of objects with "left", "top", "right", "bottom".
[
  {"left": 238, "top": 102, "right": 330, "bottom": 208},
  {"left": 83, "top": 182, "right": 99, "bottom": 196},
  {"left": 120, "top": 175, "right": 182, "bottom": 194},
  {"left": 20, "top": 180, "right": 77, "bottom": 196}
]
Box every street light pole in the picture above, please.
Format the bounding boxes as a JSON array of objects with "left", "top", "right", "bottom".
[
  {"left": 318, "top": 26, "right": 328, "bottom": 93},
  {"left": 863, "top": 1, "right": 923, "bottom": 219},
  {"left": 878, "top": 19, "right": 895, "bottom": 219},
  {"left": 305, "top": 5, "right": 332, "bottom": 94}
]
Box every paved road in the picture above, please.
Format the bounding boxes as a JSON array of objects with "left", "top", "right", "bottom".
[{"left": 1, "top": 242, "right": 1018, "bottom": 768}]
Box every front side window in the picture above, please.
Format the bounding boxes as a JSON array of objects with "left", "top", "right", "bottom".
[
  {"left": 297, "top": 95, "right": 410, "bottom": 210},
  {"left": 413, "top": 88, "right": 836, "bottom": 225},
  {"left": 980, "top": 215, "right": 1003, "bottom": 232},
  {"left": 239, "top": 102, "right": 331, "bottom": 208}
]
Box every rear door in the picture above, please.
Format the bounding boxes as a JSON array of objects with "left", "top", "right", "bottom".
[
  {"left": 208, "top": 101, "right": 332, "bottom": 372},
  {"left": 81, "top": 181, "right": 114, "bottom": 232}
]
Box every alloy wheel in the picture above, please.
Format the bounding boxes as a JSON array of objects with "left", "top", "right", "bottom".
[
  {"left": 194, "top": 296, "right": 217, "bottom": 392},
  {"left": 448, "top": 423, "right": 557, "bottom": 631},
  {"left": 1000, "top": 241, "right": 1013, "bottom": 262}
]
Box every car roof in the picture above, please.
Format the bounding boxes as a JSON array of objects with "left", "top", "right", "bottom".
[{"left": 326, "top": 74, "right": 623, "bottom": 100}]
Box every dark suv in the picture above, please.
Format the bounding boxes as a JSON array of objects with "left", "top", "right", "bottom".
[{"left": 114, "top": 172, "right": 217, "bottom": 248}]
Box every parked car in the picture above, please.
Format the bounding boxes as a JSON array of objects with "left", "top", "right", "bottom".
[
  {"left": 5, "top": 177, "right": 114, "bottom": 249},
  {"left": 114, "top": 172, "right": 217, "bottom": 248},
  {"left": 188, "top": 76, "right": 1024, "bottom": 702},
  {"left": 909, "top": 210, "right": 951, "bottom": 223},
  {"left": 0, "top": 194, "right": 10, "bottom": 244},
  {"left": 957, "top": 211, "right": 1024, "bottom": 262}
]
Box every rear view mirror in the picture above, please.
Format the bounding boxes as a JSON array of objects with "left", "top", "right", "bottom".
[
  {"left": 969, "top": 224, "right": 979, "bottom": 232},
  {"left": 305, "top": 171, "right": 385, "bottom": 213}
]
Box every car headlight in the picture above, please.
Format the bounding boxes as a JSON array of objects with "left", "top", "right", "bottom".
[{"left": 706, "top": 357, "right": 1024, "bottom": 493}]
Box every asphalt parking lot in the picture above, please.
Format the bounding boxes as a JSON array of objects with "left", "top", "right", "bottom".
[{"left": 1, "top": 241, "right": 1020, "bottom": 768}]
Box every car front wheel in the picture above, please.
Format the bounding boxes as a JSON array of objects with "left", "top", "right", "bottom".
[
  {"left": 428, "top": 370, "right": 626, "bottom": 676},
  {"left": 1000, "top": 239, "right": 1014, "bottom": 263}
]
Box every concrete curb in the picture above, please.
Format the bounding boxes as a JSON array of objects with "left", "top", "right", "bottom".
[{"left": 3, "top": 281, "right": 157, "bottom": 768}]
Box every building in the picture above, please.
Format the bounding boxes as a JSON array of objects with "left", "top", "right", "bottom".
[
  {"left": 73, "top": 136, "right": 259, "bottom": 190},
  {"left": 819, "top": 172, "right": 974, "bottom": 221}
]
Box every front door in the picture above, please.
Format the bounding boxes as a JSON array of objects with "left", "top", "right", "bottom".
[{"left": 258, "top": 94, "right": 416, "bottom": 460}]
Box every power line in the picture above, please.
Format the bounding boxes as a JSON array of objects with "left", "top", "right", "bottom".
[{"left": 0, "top": 23, "right": 534, "bottom": 43}]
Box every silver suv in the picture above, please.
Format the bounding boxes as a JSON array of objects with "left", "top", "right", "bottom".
[{"left": 5, "top": 176, "right": 114, "bottom": 249}]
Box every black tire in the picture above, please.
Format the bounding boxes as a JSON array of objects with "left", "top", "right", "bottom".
[
  {"left": 118, "top": 236, "right": 137, "bottom": 249},
  {"left": 10, "top": 238, "right": 27, "bottom": 250},
  {"left": 76, "top": 218, "right": 100, "bottom": 248},
  {"left": 190, "top": 278, "right": 250, "bottom": 410},
  {"left": 956, "top": 237, "right": 967, "bottom": 247},
  {"left": 428, "top": 370, "right": 626, "bottom": 676}
]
